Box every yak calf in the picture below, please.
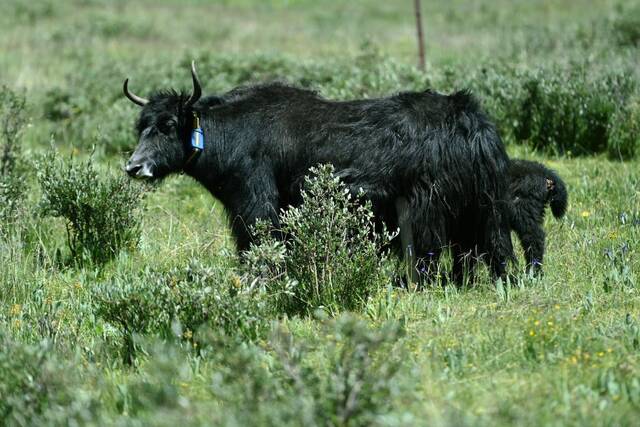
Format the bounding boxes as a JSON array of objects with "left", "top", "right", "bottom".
[{"left": 509, "top": 159, "right": 568, "bottom": 274}]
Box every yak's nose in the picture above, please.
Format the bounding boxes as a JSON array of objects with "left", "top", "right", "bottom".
[
  {"left": 125, "top": 160, "right": 153, "bottom": 178},
  {"left": 125, "top": 161, "right": 142, "bottom": 177}
]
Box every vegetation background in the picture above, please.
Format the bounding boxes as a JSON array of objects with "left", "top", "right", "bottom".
[{"left": 1, "top": 0, "right": 639, "bottom": 425}]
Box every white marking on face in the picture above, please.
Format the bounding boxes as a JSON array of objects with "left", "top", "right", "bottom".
[{"left": 136, "top": 163, "right": 153, "bottom": 178}]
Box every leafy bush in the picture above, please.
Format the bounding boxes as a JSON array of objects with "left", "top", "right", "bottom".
[
  {"left": 0, "top": 328, "right": 97, "bottom": 426},
  {"left": 608, "top": 97, "right": 640, "bottom": 160},
  {"left": 473, "top": 65, "right": 635, "bottom": 156},
  {"left": 37, "top": 149, "right": 144, "bottom": 265},
  {"left": 110, "top": 340, "right": 197, "bottom": 422},
  {"left": 513, "top": 68, "right": 611, "bottom": 154},
  {"left": 244, "top": 165, "right": 395, "bottom": 317},
  {"left": 206, "top": 314, "right": 406, "bottom": 426},
  {"left": 101, "top": 315, "right": 406, "bottom": 425},
  {"left": 611, "top": 3, "right": 640, "bottom": 47},
  {"left": 93, "top": 260, "right": 267, "bottom": 363},
  {"left": 433, "top": 61, "right": 639, "bottom": 158},
  {"left": 1, "top": 0, "right": 56, "bottom": 25},
  {"left": 0, "top": 86, "right": 28, "bottom": 230}
]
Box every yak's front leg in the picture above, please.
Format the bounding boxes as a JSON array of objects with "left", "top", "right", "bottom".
[{"left": 227, "top": 166, "right": 281, "bottom": 252}]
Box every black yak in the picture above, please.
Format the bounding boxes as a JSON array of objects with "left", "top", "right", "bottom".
[
  {"left": 509, "top": 159, "right": 568, "bottom": 275},
  {"left": 123, "top": 62, "right": 514, "bottom": 282}
]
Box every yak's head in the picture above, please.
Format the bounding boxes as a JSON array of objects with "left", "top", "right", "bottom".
[{"left": 123, "top": 62, "right": 202, "bottom": 180}]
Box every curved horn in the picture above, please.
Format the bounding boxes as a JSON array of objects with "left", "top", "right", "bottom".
[
  {"left": 123, "top": 79, "right": 149, "bottom": 106},
  {"left": 184, "top": 60, "right": 202, "bottom": 108}
]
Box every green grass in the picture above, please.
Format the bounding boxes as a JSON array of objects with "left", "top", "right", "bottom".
[{"left": 1, "top": 0, "right": 640, "bottom": 426}]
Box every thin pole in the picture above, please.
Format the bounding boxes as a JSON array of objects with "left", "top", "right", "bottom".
[{"left": 414, "top": 0, "right": 426, "bottom": 71}]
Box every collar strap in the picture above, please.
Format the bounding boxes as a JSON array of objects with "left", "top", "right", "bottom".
[{"left": 184, "top": 112, "right": 204, "bottom": 171}]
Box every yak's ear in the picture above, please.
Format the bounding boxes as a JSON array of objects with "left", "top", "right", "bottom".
[{"left": 546, "top": 178, "right": 555, "bottom": 191}]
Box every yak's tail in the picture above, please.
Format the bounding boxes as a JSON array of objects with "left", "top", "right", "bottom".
[{"left": 547, "top": 170, "right": 568, "bottom": 219}]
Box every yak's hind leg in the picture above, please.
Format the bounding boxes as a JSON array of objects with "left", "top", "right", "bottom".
[
  {"left": 483, "top": 203, "right": 514, "bottom": 280},
  {"left": 512, "top": 214, "right": 546, "bottom": 275},
  {"left": 521, "top": 224, "right": 545, "bottom": 275}
]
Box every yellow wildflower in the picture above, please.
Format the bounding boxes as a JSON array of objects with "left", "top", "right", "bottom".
[
  {"left": 529, "top": 330, "right": 536, "bottom": 337},
  {"left": 581, "top": 210, "right": 591, "bottom": 218},
  {"left": 10, "top": 304, "right": 21, "bottom": 316},
  {"left": 232, "top": 275, "right": 242, "bottom": 288}
]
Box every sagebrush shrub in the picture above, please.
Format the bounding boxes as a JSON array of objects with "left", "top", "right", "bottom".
[
  {"left": 611, "top": 3, "right": 640, "bottom": 47},
  {"left": 37, "top": 149, "right": 144, "bottom": 265},
  {"left": 437, "top": 62, "right": 639, "bottom": 158},
  {"left": 205, "top": 314, "right": 406, "bottom": 426},
  {"left": 508, "top": 66, "right": 635, "bottom": 155},
  {"left": 244, "top": 165, "right": 395, "bottom": 317},
  {"left": 93, "top": 260, "right": 266, "bottom": 363},
  {"left": 0, "top": 328, "right": 97, "bottom": 426},
  {"left": 293, "top": 314, "right": 405, "bottom": 426},
  {"left": 0, "top": 174, "right": 24, "bottom": 235},
  {"left": 608, "top": 98, "right": 640, "bottom": 160},
  {"left": 0, "top": 86, "right": 28, "bottom": 230}
]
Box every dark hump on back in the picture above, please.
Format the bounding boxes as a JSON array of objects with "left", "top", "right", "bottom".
[{"left": 397, "top": 89, "right": 486, "bottom": 129}]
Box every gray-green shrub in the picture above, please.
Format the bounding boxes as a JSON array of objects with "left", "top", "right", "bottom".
[
  {"left": 205, "top": 314, "right": 406, "bottom": 426},
  {"left": 0, "top": 86, "right": 28, "bottom": 230},
  {"left": 611, "top": 2, "right": 640, "bottom": 47},
  {"left": 462, "top": 64, "right": 637, "bottom": 157},
  {"left": 37, "top": 149, "right": 144, "bottom": 265},
  {"left": 93, "top": 260, "right": 267, "bottom": 363},
  {"left": 244, "top": 165, "right": 396, "bottom": 317},
  {"left": 608, "top": 97, "right": 640, "bottom": 160},
  {"left": 0, "top": 328, "right": 98, "bottom": 426}
]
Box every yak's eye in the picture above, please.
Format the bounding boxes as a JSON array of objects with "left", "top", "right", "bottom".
[{"left": 158, "top": 119, "right": 176, "bottom": 134}]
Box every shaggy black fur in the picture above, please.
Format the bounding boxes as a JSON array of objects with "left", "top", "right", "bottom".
[
  {"left": 125, "top": 78, "right": 514, "bottom": 281},
  {"left": 509, "top": 159, "right": 568, "bottom": 274}
]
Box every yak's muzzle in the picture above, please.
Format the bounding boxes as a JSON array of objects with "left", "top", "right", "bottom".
[{"left": 125, "top": 158, "right": 153, "bottom": 179}]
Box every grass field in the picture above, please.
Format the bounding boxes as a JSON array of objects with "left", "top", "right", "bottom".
[{"left": 1, "top": 0, "right": 640, "bottom": 426}]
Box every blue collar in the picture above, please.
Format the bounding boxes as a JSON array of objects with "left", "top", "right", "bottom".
[{"left": 184, "top": 112, "right": 204, "bottom": 170}]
